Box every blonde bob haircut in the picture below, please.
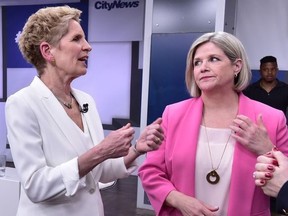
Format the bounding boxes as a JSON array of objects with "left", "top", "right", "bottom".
[
  {"left": 18, "top": 5, "right": 82, "bottom": 76},
  {"left": 185, "top": 31, "right": 252, "bottom": 98}
]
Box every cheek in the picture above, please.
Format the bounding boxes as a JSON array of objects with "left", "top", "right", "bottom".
[{"left": 193, "top": 68, "right": 200, "bottom": 79}]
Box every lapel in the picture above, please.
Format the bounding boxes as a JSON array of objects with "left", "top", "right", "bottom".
[
  {"left": 72, "top": 90, "right": 104, "bottom": 146},
  {"left": 228, "top": 93, "right": 258, "bottom": 215},
  {"left": 169, "top": 97, "right": 203, "bottom": 197},
  {"left": 29, "top": 76, "right": 100, "bottom": 191},
  {"left": 30, "top": 76, "right": 88, "bottom": 155}
]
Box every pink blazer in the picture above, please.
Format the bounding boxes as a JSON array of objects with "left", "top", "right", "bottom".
[{"left": 138, "top": 93, "right": 288, "bottom": 216}]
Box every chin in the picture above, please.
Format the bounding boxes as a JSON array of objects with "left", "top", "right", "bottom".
[{"left": 80, "top": 71, "right": 87, "bottom": 76}]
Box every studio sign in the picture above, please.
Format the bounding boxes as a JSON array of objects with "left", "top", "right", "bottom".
[{"left": 95, "top": 0, "right": 140, "bottom": 11}]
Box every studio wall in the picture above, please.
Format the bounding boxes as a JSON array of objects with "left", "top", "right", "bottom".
[
  {"left": 147, "top": 0, "right": 216, "bottom": 124},
  {"left": 235, "top": 0, "right": 288, "bottom": 71}
]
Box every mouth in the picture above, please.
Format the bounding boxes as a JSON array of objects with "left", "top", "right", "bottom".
[
  {"left": 200, "top": 75, "right": 213, "bottom": 81},
  {"left": 78, "top": 56, "right": 88, "bottom": 67},
  {"left": 78, "top": 56, "right": 88, "bottom": 61}
]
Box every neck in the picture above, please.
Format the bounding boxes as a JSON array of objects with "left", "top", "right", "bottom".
[
  {"left": 39, "top": 72, "right": 76, "bottom": 110},
  {"left": 52, "top": 91, "right": 73, "bottom": 109},
  {"left": 44, "top": 81, "right": 73, "bottom": 109},
  {"left": 260, "top": 80, "right": 277, "bottom": 92},
  {"left": 40, "top": 70, "right": 72, "bottom": 96},
  {"left": 202, "top": 91, "right": 239, "bottom": 128},
  {"left": 202, "top": 91, "right": 239, "bottom": 110}
]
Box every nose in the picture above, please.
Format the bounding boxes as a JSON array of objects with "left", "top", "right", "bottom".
[
  {"left": 199, "top": 60, "right": 209, "bottom": 73},
  {"left": 83, "top": 39, "right": 92, "bottom": 52}
]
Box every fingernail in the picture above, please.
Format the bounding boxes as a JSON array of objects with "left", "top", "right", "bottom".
[
  {"left": 265, "top": 151, "right": 272, "bottom": 156},
  {"left": 272, "top": 160, "right": 279, "bottom": 166},
  {"left": 267, "top": 165, "right": 274, "bottom": 171},
  {"left": 265, "top": 172, "right": 272, "bottom": 178},
  {"left": 273, "top": 146, "right": 279, "bottom": 151},
  {"left": 260, "top": 179, "right": 266, "bottom": 184}
]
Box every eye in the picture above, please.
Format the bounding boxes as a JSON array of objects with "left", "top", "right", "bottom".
[
  {"left": 72, "top": 35, "right": 81, "bottom": 41},
  {"left": 193, "top": 60, "right": 201, "bottom": 66},
  {"left": 210, "top": 56, "right": 219, "bottom": 62}
]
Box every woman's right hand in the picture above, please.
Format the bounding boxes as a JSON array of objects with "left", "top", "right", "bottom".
[
  {"left": 78, "top": 123, "right": 134, "bottom": 177},
  {"left": 101, "top": 123, "right": 135, "bottom": 159},
  {"left": 254, "top": 150, "right": 288, "bottom": 197},
  {"left": 165, "top": 190, "right": 219, "bottom": 216}
]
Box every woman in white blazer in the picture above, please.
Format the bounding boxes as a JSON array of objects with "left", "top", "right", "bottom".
[{"left": 5, "top": 6, "right": 164, "bottom": 216}]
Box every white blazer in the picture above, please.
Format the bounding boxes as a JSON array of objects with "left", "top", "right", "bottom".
[{"left": 5, "top": 76, "right": 135, "bottom": 216}]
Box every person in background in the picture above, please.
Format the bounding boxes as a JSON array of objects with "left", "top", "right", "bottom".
[
  {"left": 243, "top": 56, "right": 288, "bottom": 213},
  {"left": 243, "top": 55, "right": 288, "bottom": 118},
  {"left": 5, "top": 6, "right": 164, "bottom": 216},
  {"left": 138, "top": 32, "right": 288, "bottom": 216},
  {"left": 254, "top": 149, "right": 288, "bottom": 215}
]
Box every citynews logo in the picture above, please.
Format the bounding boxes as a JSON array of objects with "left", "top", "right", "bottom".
[{"left": 95, "top": 0, "right": 140, "bottom": 11}]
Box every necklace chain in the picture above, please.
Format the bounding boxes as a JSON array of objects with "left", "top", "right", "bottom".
[
  {"left": 55, "top": 93, "right": 73, "bottom": 109},
  {"left": 203, "top": 115, "right": 232, "bottom": 184}
]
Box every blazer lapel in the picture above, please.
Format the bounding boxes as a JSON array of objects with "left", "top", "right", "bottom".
[
  {"left": 71, "top": 90, "right": 104, "bottom": 146},
  {"left": 30, "top": 77, "right": 88, "bottom": 156},
  {"left": 29, "top": 77, "right": 98, "bottom": 192},
  {"left": 228, "top": 93, "right": 257, "bottom": 215}
]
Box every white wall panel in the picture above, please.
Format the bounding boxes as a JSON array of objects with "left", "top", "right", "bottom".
[
  {"left": 235, "top": 0, "right": 288, "bottom": 70},
  {"left": 73, "top": 42, "right": 131, "bottom": 125},
  {"left": 7, "top": 68, "right": 36, "bottom": 97},
  {"left": 0, "top": 8, "right": 2, "bottom": 99},
  {"left": 88, "top": 0, "right": 144, "bottom": 42}
]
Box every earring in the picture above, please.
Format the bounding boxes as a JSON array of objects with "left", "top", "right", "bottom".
[
  {"left": 234, "top": 73, "right": 239, "bottom": 85},
  {"left": 50, "top": 57, "right": 56, "bottom": 66}
]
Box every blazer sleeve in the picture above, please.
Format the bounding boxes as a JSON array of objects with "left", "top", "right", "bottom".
[
  {"left": 276, "top": 181, "right": 288, "bottom": 215},
  {"left": 138, "top": 106, "right": 177, "bottom": 215}
]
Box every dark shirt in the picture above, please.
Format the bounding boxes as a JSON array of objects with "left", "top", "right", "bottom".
[
  {"left": 245, "top": 80, "right": 288, "bottom": 214},
  {"left": 277, "top": 181, "right": 288, "bottom": 215},
  {"left": 243, "top": 79, "right": 288, "bottom": 116}
]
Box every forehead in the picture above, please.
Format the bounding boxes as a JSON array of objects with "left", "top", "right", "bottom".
[
  {"left": 65, "top": 20, "right": 84, "bottom": 36},
  {"left": 261, "top": 62, "right": 277, "bottom": 68},
  {"left": 194, "top": 42, "right": 224, "bottom": 58}
]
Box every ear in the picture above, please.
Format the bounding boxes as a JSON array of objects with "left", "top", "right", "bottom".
[
  {"left": 39, "top": 41, "right": 54, "bottom": 62},
  {"left": 233, "top": 58, "right": 243, "bottom": 75}
]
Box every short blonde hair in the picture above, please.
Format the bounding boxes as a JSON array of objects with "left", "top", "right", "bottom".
[
  {"left": 18, "top": 5, "right": 82, "bottom": 75},
  {"left": 185, "top": 32, "right": 252, "bottom": 97}
]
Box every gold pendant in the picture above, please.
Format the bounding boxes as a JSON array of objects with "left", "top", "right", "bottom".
[{"left": 206, "top": 170, "right": 220, "bottom": 184}]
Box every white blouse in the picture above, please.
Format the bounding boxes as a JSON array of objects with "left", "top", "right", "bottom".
[{"left": 195, "top": 126, "right": 236, "bottom": 216}]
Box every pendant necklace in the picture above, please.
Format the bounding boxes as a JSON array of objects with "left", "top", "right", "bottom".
[
  {"left": 203, "top": 116, "right": 232, "bottom": 185},
  {"left": 55, "top": 93, "right": 73, "bottom": 109}
]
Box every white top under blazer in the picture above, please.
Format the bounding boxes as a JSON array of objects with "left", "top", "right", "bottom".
[{"left": 5, "top": 76, "right": 136, "bottom": 216}]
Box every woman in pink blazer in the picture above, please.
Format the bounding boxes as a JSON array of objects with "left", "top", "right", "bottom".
[{"left": 138, "top": 32, "right": 288, "bottom": 216}]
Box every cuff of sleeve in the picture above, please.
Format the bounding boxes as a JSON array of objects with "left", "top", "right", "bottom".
[
  {"left": 276, "top": 180, "right": 288, "bottom": 215},
  {"left": 60, "top": 157, "right": 86, "bottom": 197},
  {"left": 126, "top": 158, "right": 138, "bottom": 174}
]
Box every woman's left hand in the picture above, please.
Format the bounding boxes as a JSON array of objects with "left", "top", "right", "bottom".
[
  {"left": 230, "top": 114, "right": 273, "bottom": 155},
  {"left": 135, "top": 117, "right": 164, "bottom": 154}
]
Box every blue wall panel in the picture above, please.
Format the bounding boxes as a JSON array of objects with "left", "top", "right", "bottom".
[
  {"left": 148, "top": 32, "right": 204, "bottom": 124},
  {"left": 3, "top": 2, "right": 88, "bottom": 68}
]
